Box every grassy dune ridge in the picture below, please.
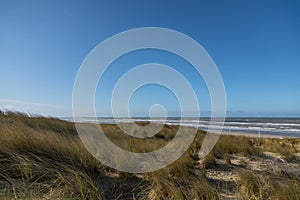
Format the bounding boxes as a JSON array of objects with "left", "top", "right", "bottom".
[{"left": 0, "top": 112, "right": 300, "bottom": 199}]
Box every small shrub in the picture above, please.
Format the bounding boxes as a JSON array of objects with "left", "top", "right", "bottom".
[{"left": 198, "top": 154, "right": 216, "bottom": 169}]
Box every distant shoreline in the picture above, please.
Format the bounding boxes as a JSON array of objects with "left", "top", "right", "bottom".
[
  {"left": 218, "top": 130, "right": 289, "bottom": 139},
  {"left": 67, "top": 116, "right": 300, "bottom": 138}
]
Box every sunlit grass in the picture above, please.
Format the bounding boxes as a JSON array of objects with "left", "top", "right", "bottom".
[{"left": 0, "top": 111, "right": 299, "bottom": 199}]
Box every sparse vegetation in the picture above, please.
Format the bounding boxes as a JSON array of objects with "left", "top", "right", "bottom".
[
  {"left": 238, "top": 170, "right": 300, "bottom": 200},
  {"left": 0, "top": 112, "right": 299, "bottom": 199}
]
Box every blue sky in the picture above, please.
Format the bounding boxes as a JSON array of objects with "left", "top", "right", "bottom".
[{"left": 0, "top": 0, "right": 299, "bottom": 117}]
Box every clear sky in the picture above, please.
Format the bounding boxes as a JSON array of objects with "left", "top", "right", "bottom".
[{"left": 0, "top": 0, "right": 299, "bottom": 117}]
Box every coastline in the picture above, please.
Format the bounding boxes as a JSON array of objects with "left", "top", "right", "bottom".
[
  {"left": 69, "top": 117, "right": 300, "bottom": 138},
  {"left": 217, "top": 130, "right": 290, "bottom": 139},
  {"left": 1, "top": 113, "right": 300, "bottom": 199}
]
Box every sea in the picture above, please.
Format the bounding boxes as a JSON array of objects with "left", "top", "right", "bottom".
[{"left": 67, "top": 117, "right": 300, "bottom": 138}]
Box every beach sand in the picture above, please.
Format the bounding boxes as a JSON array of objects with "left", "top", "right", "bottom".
[{"left": 219, "top": 130, "right": 287, "bottom": 138}]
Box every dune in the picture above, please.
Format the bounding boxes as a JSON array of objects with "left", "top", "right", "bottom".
[{"left": 0, "top": 111, "right": 300, "bottom": 199}]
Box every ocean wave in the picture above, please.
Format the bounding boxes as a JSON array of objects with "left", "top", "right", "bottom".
[{"left": 68, "top": 117, "right": 300, "bottom": 137}]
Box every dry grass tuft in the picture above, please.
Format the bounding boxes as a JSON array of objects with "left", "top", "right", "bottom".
[{"left": 238, "top": 170, "right": 300, "bottom": 200}]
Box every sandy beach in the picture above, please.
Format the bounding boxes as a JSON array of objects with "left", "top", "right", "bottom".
[{"left": 219, "top": 130, "right": 288, "bottom": 138}]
